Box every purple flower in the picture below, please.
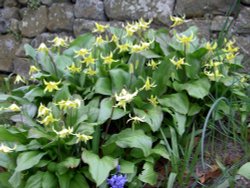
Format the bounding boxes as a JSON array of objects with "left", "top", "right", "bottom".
[{"left": 107, "top": 174, "right": 127, "bottom": 188}]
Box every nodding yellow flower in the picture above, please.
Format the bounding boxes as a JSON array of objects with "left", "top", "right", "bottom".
[
  {"left": 67, "top": 63, "right": 82, "bottom": 73},
  {"left": 140, "top": 77, "right": 157, "bottom": 91},
  {"left": 50, "top": 36, "right": 68, "bottom": 47},
  {"left": 170, "top": 57, "right": 190, "bottom": 69},
  {"left": 95, "top": 35, "right": 105, "bottom": 46},
  {"left": 37, "top": 43, "right": 49, "bottom": 53},
  {"left": 205, "top": 60, "right": 223, "bottom": 67},
  {"left": 204, "top": 69, "right": 224, "bottom": 81},
  {"left": 114, "top": 89, "right": 138, "bottom": 111},
  {"left": 85, "top": 67, "right": 96, "bottom": 76},
  {"left": 81, "top": 54, "right": 95, "bottom": 66},
  {"left": 140, "top": 41, "right": 151, "bottom": 49},
  {"left": 43, "top": 80, "right": 61, "bottom": 93},
  {"left": 225, "top": 53, "right": 237, "bottom": 61},
  {"left": 5, "top": 104, "right": 21, "bottom": 112},
  {"left": 126, "top": 114, "right": 146, "bottom": 124},
  {"left": 101, "top": 52, "right": 118, "bottom": 67},
  {"left": 57, "top": 99, "right": 81, "bottom": 111},
  {"left": 170, "top": 15, "right": 185, "bottom": 27},
  {"left": 74, "top": 133, "right": 93, "bottom": 143},
  {"left": 205, "top": 42, "right": 217, "bottom": 52},
  {"left": 223, "top": 39, "right": 239, "bottom": 53},
  {"left": 148, "top": 95, "right": 159, "bottom": 106},
  {"left": 93, "top": 22, "right": 109, "bottom": 33},
  {"left": 138, "top": 18, "right": 152, "bottom": 30},
  {"left": 130, "top": 41, "right": 151, "bottom": 53},
  {"left": 38, "top": 113, "right": 58, "bottom": 126},
  {"left": 110, "top": 34, "right": 119, "bottom": 44},
  {"left": 74, "top": 48, "right": 90, "bottom": 58},
  {"left": 53, "top": 126, "right": 73, "bottom": 138},
  {"left": 37, "top": 103, "right": 51, "bottom": 117},
  {"left": 14, "top": 75, "right": 25, "bottom": 84},
  {"left": 29, "top": 65, "right": 40, "bottom": 75},
  {"left": 176, "top": 33, "right": 194, "bottom": 45},
  {"left": 125, "top": 22, "right": 139, "bottom": 36},
  {"left": 117, "top": 43, "right": 130, "bottom": 53},
  {"left": 147, "top": 59, "right": 161, "bottom": 70},
  {"left": 0, "top": 144, "right": 16, "bottom": 153}
]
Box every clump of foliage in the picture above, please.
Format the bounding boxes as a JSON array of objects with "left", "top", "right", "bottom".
[
  {"left": 0, "top": 17, "right": 249, "bottom": 187},
  {"left": 27, "top": 0, "right": 40, "bottom": 10}
]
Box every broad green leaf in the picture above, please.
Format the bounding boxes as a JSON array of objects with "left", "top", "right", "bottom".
[
  {"left": 97, "top": 98, "right": 113, "bottom": 123},
  {"left": 0, "top": 127, "right": 26, "bottom": 143},
  {"left": 70, "top": 173, "right": 89, "bottom": 188},
  {"left": 42, "top": 172, "right": 57, "bottom": 188},
  {"left": 105, "top": 129, "right": 152, "bottom": 157},
  {"left": 24, "top": 44, "right": 36, "bottom": 60},
  {"left": 22, "top": 103, "right": 37, "bottom": 118},
  {"left": 150, "top": 144, "right": 170, "bottom": 160},
  {"left": 61, "top": 157, "right": 80, "bottom": 169},
  {"left": 174, "top": 112, "right": 186, "bottom": 136},
  {"left": 81, "top": 149, "right": 118, "bottom": 186},
  {"left": 25, "top": 171, "right": 43, "bottom": 188},
  {"left": 185, "top": 56, "right": 201, "bottom": 79},
  {"left": 0, "top": 153, "right": 15, "bottom": 170},
  {"left": 173, "top": 78, "right": 211, "bottom": 99},
  {"left": 112, "top": 107, "right": 128, "bottom": 120},
  {"left": 95, "top": 77, "right": 112, "bottom": 95},
  {"left": 24, "top": 87, "right": 44, "bottom": 102},
  {"left": 238, "top": 162, "right": 250, "bottom": 179},
  {"left": 54, "top": 85, "right": 71, "bottom": 102},
  {"left": 57, "top": 173, "right": 72, "bottom": 188},
  {"left": 188, "top": 104, "right": 202, "bottom": 116},
  {"left": 167, "top": 172, "right": 177, "bottom": 188},
  {"left": 134, "top": 106, "right": 163, "bottom": 132},
  {"left": 0, "top": 172, "right": 12, "bottom": 188},
  {"left": 139, "top": 50, "right": 161, "bottom": 59},
  {"left": 16, "top": 151, "right": 47, "bottom": 171},
  {"left": 138, "top": 162, "right": 157, "bottom": 186},
  {"left": 159, "top": 93, "right": 189, "bottom": 114},
  {"left": 109, "top": 69, "right": 130, "bottom": 92},
  {"left": 120, "top": 160, "right": 135, "bottom": 174}
]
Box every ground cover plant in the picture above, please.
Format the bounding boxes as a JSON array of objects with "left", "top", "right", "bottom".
[{"left": 0, "top": 17, "right": 249, "bottom": 187}]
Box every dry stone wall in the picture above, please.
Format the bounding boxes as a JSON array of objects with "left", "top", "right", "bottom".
[{"left": 0, "top": 0, "right": 249, "bottom": 75}]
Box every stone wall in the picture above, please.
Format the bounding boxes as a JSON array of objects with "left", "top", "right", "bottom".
[{"left": 0, "top": 0, "right": 249, "bottom": 75}]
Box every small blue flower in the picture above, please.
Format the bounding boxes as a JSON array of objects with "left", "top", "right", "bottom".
[{"left": 107, "top": 165, "right": 127, "bottom": 188}]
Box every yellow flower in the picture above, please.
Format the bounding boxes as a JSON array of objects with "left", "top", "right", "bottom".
[
  {"left": 85, "top": 67, "right": 96, "bottom": 76},
  {"left": 37, "top": 103, "right": 51, "bottom": 117},
  {"left": 93, "top": 22, "right": 109, "bottom": 33},
  {"left": 0, "top": 144, "right": 16, "bottom": 153},
  {"left": 170, "top": 57, "right": 190, "bottom": 69},
  {"left": 138, "top": 18, "right": 152, "bottom": 30},
  {"left": 67, "top": 63, "right": 82, "bottom": 73},
  {"left": 223, "top": 39, "right": 239, "bottom": 53},
  {"left": 74, "top": 48, "right": 90, "bottom": 58},
  {"left": 148, "top": 95, "right": 159, "bottom": 106},
  {"left": 176, "top": 33, "right": 194, "bottom": 45},
  {"left": 125, "top": 22, "right": 139, "bottom": 36},
  {"left": 95, "top": 35, "right": 105, "bottom": 46},
  {"left": 50, "top": 36, "right": 68, "bottom": 47},
  {"left": 225, "top": 53, "right": 237, "bottom": 61},
  {"left": 74, "top": 133, "right": 93, "bottom": 143},
  {"left": 126, "top": 114, "right": 145, "bottom": 124},
  {"left": 170, "top": 15, "right": 185, "bottom": 27},
  {"left": 204, "top": 60, "right": 223, "bottom": 67},
  {"left": 205, "top": 42, "right": 217, "bottom": 52},
  {"left": 110, "top": 34, "right": 119, "bottom": 44},
  {"left": 117, "top": 43, "right": 130, "bottom": 53},
  {"left": 53, "top": 126, "right": 73, "bottom": 138},
  {"left": 14, "top": 75, "right": 25, "bottom": 84},
  {"left": 130, "top": 44, "right": 144, "bottom": 53},
  {"left": 147, "top": 59, "right": 161, "bottom": 70},
  {"left": 5, "top": 104, "right": 21, "bottom": 112},
  {"left": 114, "top": 89, "right": 138, "bottom": 111},
  {"left": 37, "top": 43, "right": 49, "bottom": 53},
  {"left": 140, "top": 77, "right": 157, "bottom": 91},
  {"left": 140, "top": 41, "right": 151, "bottom": 49},
  {"left": 204, "top": 69, "right": 224, "bottom": 81},
  {"left": 38, "top": 113, "right": 58, "bottom": 126},
  {"left": 43, "top": 80, "right": 61, "bottom": 93},
  {"left": 101, "top": 52, "right": 118, "bottom": 67},
  {"left": 82, "top": 54, "right": 95, "bottom": 66},
  {"left": 29, "top": 65, "right": 40, "bottom": 75},
  {"left": 57, "top": 99, "right": 81, "bottom": 111}
]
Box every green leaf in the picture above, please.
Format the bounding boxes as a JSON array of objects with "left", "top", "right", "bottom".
[
  {"left": 24, "top": 44, "right": 36, "bottom": 60},
  {"left": 188, "top": 104, "right": 201, "bottom": 116},
  {"left": 134, "top": 106, "right": 163, "bottom": 132},
  {"left": 120, "top": 160, "right": 135, "bottom": 174},
  {"left": 109, "top": 69, "right": 130, "bottom": 92},
  {"left": 54, "top": 85, "right": 71, "bottom": 102},
  {"left": 97, "top": 98, "right": 113, "bottom": 123},
  {"left": 185, "top": 56, "right": 201, "bottom": 79},
  {"left": 95, "top": 77, "right": 112, "bottom": 95},
  {"left": 0, "top": 172, "right": 12, "bottom": 188},
  {"left": 174, "top": 112, "right": 186, "bottom": 136},
  {"left": 25, "top": 171, "right": 43, "bottom": 188},
  {"left": 139, "top": 50, "right": 161, "bottom": 59},
  {"left": 138, "top": 162, "right": 157, "bottom": 186},
  {"left": 159, "top": 93, "right": 189, "bottom": 114},
  {"left": 81, "top": 149, "right": 118, "bottom": 186},
  {"left": 238, "top": 162, "right": 250, "bottom": 179},
  {"left": 16, "top": 151, "right": 47, "bottom": 171},
  {"left": 167, "top": 172, "right": 177, "bottom": 188},
  {"left": 105, "top": 129, "right": 152, "bottom": 157},
  {"left": 70, "top": 173, "right": 89, "bottom": 188},
  {"left": 151, "top": 144, "right": 170, "bottom": 160},
  {"left": 8, "top": 171, "right": 23, "bottom": 188},
  {"left": 42, "top": 172, "right": 57, "bottom": 188},
  {"left": 173, "top": 78, "right": 211, "bottom": 99},
  {"left": 0, "top": 127, "right": 26, "bottom": 143},
  {"left": 61, "top": 157, "right": 80, "bottom": 169},
  {"left": 57, "top": 173, "right": 72, "bottom": 188},
  {"left": 24, "top": 87, "right": 45, "bottom": 102}
]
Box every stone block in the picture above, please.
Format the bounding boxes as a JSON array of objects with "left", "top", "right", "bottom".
[{"left": 234, "top": 6, "right": 250, "bottom": 34}]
